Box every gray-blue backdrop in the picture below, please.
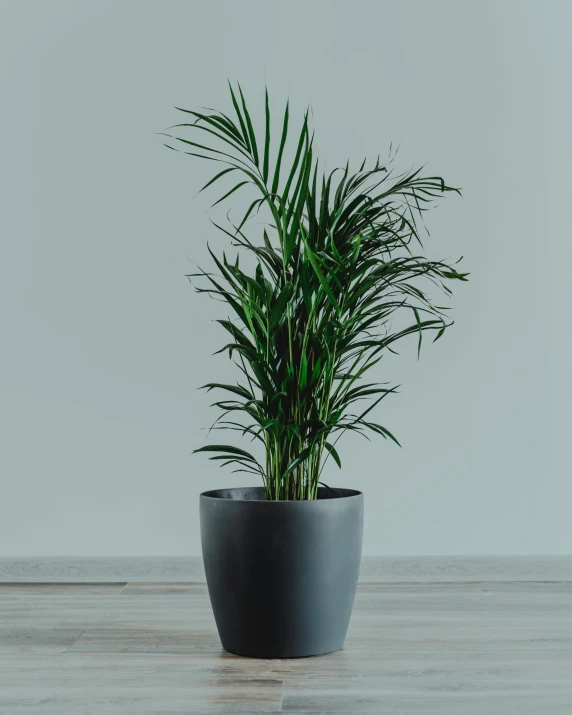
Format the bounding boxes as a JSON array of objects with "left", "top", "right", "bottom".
[{"left": 1, "top": 0, "right": 570, "bottom": 557}]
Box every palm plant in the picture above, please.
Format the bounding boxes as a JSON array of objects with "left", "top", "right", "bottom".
[{"left": 163, "top": 84, "right": 467, "bottom": 501}]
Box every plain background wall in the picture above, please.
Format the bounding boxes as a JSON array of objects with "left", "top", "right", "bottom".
[{"left": 1, "top": 0, "right": 570, "bottom": 557}]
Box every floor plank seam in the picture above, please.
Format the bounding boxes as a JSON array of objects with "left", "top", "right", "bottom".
[{"left": 62, "top": 630, "right": 85, "bottom": 653}]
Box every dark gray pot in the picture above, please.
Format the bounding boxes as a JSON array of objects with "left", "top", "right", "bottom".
[{"left": 200, "top": 486, "right": 363, "bottom": 658}]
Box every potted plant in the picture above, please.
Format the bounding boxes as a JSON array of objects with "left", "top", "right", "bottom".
[{"left": 163, "top": 84, "right": 467, "bottom": 658}]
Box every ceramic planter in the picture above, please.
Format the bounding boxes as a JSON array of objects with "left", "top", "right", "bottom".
[{"left": 200, "top": 486, "right": 363, "bottom": 658}]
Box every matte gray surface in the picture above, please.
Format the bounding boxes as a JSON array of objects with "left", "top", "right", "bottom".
[
  {"left": 201, "top": 488, "right": 363, "bottom": 657},
  {"left": 1, "top": 0, "right": 571, "bottom": 559},
  {"left": 1, "top": 581, "right": 571, "bottom": 712}
]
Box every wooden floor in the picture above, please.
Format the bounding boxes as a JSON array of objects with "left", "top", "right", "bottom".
[{"left": 1, "top": 581, "right": 571, "bottom": 713}]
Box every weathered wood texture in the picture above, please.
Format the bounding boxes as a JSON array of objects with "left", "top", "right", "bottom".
[
  {"left": 1, "top": 555, "right": 572, "bottom": 583},
  {"left": 1, "top": 581, "right": 571, "bottom": 712}
]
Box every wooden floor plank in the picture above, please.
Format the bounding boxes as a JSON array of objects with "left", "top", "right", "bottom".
[
  {"left": 0, "top": 581, "right": 571, "bottom": 713},
  {"left": 0, "top": 628, "right": 85, "bottom": 655},
  {"left": 0, "top": 583, "right": 126, "bottom": 595},
  {"left": 0, "top": 678, "right": 283, "bottom": 714}
]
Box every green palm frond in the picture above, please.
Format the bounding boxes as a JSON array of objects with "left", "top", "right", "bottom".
[{"left": 165, "top": 83, "right": 468, "bottom": 500}]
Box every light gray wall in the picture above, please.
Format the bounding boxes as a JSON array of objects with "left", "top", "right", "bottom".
[{"left": 1, "top": 0, "right": 570, "bottom": 557}]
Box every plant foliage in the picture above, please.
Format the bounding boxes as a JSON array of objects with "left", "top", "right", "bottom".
[{"left": 163, "top": 83, "right": 468, "bottom": 500}]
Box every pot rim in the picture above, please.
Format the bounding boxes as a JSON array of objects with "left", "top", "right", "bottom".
[{"left": 200, "top": 486, "right": 363, "bottom": 503}]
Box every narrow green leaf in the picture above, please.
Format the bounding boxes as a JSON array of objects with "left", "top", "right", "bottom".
[
  {"left": 211, "top": 180, "right": 249, "bottom": 207},
  {"left": 237, "top": 82, "right": 259, "bottom": 166},
  {"left": 412, "top": 306, "right": 422, "bottom": 359},
  {"left": 283, "top": 447, "right": 313, "bottom": 478},
  {"left": 324, "top": 442, "right": 342, "bottom": 469},
  {"left": 271, "top": 101, "right": 289, "bottom": 194},
  {"left": 282, "top": 111, "right": 308, "bottom": 202},
  {"left": 193, "top": 444, "right": 259, "bottom": 460},
  {"left": 269, "top": 282, "right": 294, "bottom": 328},
  {"left": 198, "top": 167, "right": 237, "bottom": 194},
  {"left": 263, "top": 87, "right": 270, "bottom": 183},
  {"left": 228, "top": 81, "right": 251, "bottom": 153},
  {"left": 305, "top": 244, "right": 342, "bottom": 316}
]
